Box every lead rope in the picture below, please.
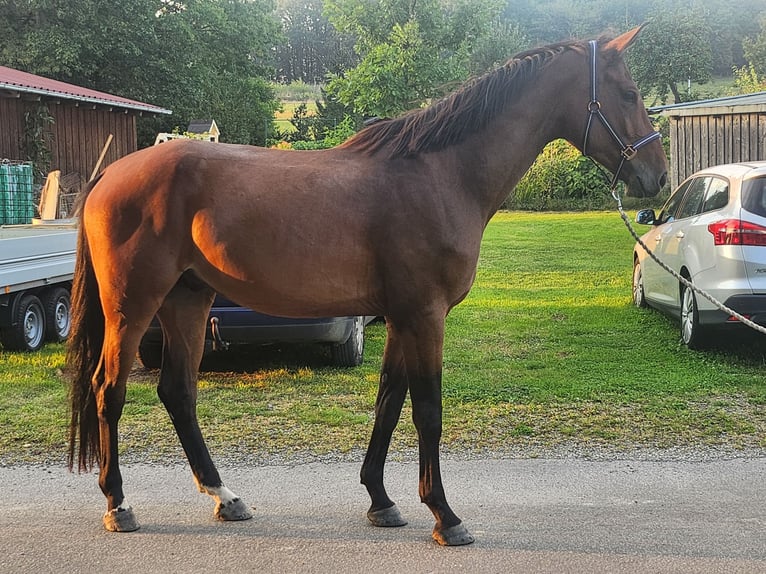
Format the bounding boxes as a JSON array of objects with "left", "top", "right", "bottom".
[{"left": 611, "top": 186, "right": 766, "bottom": 336}]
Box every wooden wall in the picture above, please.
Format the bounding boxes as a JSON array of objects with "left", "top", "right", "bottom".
[
  {"left": 0, "top": 95, "right": 137, "bottom": 179},
  {"left": 668, "top": 112, "right": 766, "bottom": 188}
]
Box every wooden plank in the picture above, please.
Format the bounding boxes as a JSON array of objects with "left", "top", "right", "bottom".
[
  {"left": 714, "top": 115, "right": 725, "bottom": 166},
  {"left": 700, "top": 115, "right": 710, "bottom": 171},
  {"left": 38, "top": 170, "right": 60, "bottom": 219},
  {"left": 741, "top": 114, "right": 752, "bottom": 160},
  {"left": 669, "top": 117, "right": 678, "bottom": 189},
  {"left": 759, "top": 114, "right": 766, "bottom": 160},
  {"left": 691, "top": 116, "right": 702, "bottom": 173},
  {"left": 732, "top": 114, "right": 742, "bottom": 163},
  {"left": 89, "top": 134, "right": 113, "bottom": 181}
]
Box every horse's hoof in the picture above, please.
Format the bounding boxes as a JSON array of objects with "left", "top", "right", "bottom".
[
  {"left": 367, "top": 504, "right": 407, "bottom": 527},
  {"left": 103, "top": 507, "right": 140, "bottom": 532},
  {"left": 433, "top": 522, "right": 475, "bottom": 546},
  {"left": 215, "top": 498, "right": 253, "bottom": 521}
]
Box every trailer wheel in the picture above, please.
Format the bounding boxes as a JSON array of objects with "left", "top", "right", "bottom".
[
  {"left": 0, "top": 294, "right": 46, "bottom": 352},
  {"left": 43, "top": 287, "right": 72, "bottom": 342}
]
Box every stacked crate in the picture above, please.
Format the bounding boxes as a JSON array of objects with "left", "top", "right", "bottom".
[{"left": 0, "top": 161, "right": 34, "bottom": 225}]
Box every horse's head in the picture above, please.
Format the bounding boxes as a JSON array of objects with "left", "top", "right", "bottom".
[{"left": 578, "top": 26, "right": 667, "bottom": 198}]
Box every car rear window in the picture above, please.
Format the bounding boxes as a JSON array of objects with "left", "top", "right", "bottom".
[
  {"left": 741, "top": 176, "right": 766, "bottom": 218},
  {"left": 701, "top": 177, "right": 729, "bottom": 213}
]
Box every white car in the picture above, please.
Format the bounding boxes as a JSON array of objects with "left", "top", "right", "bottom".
[{"left": 632, "top": 161, "right": 766, "bottom": 348}]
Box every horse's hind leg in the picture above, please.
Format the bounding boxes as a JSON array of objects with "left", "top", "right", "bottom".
[
  {"left": 155, "top": 273, "right": 252, "bottom": 522},
  {"left": 96, "top": 311, "right": 156, "bottom": 532}
]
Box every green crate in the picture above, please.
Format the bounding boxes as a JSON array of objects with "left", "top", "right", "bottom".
[{"left": 0, "top": 161, "right": 34, "bottom": 224}]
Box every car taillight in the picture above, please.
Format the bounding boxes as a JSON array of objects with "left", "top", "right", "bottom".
[{"left": 707, "top": 219, "right": 766, "bottom": 246}]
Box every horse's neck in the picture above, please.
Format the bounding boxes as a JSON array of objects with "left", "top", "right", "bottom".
[{"left": 444, "top": 60, "right": 581, "bottom": 218}]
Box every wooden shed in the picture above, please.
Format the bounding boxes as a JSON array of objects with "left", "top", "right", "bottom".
[
  {"left": 0, "top": 66, "right": 171, "bottom": 180},
  {"left": 652, "top": 92, "right": 766, "bottom": 189}
]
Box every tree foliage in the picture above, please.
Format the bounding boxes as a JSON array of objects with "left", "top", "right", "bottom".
[
  {"left": 0, "top": 0, "right": 282, "bottom": 146},
  {"left": 275, "top": 0, "right": 356, "bottom": 83},
  {"left": 323, "top": 0, "right": 506, "bottom": 118},
  {"left": 733, "top": 64, "right": 766, "bottom": 95},
  {"left": 744, "top": 16, "right": 766, "bottom": 79},
  {"left": 626, "top": 4, "right": 713, "bottom": 104}
]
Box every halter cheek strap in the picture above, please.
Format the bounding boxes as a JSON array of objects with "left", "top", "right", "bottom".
[{"left": 582, "top": 40, "right": 661, "bottom": 190}]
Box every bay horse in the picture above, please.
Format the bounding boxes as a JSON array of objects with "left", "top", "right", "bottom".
[{"left": 67, "top": 26, "right": 666, "bottom": 545}]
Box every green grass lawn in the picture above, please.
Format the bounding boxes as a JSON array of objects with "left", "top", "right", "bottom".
[{"left": 1, "top": 211, "right": 765, "bottom": 465}]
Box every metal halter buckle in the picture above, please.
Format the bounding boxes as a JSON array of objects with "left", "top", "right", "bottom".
[{"left": 621, "top": 145, "right": 637, "bottom": 160}]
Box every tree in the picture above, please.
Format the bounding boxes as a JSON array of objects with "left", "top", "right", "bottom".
[
  {"left": 626, "top": 4, "right": 713, "bottom": 103},
  {"left": 468, "top": 19, "right": 528, "bottom": 75},
  {"left": 323, "top": 0, "right": 505, "bottom": 118},
  {"left": 744, "top": 16, "right": 766, "bottom": 78},
  {"left": 0, "top": 0, "right": 282, "bottom": 146},
  {"left": 733, "top": 64, "right": 766, "bottom": 94},
  {"left": 275, "top": 0, "right": 356, "bottom": 83}
]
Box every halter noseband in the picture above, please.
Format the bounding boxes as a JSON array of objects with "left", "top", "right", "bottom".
[{"left": 582, "top": 39, "right": 661, "bottom": 190}]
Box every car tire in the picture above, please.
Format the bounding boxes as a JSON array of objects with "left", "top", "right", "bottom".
[
  {"left": 43, "top": 287, "right": 72, "bottom": 342},
  {"left": 0, "top": 293, "right": 46, "bottom": 352},
  {"left": 138, "top": 343, "right": 163, "bottom": 369},
  {"left": 680, "top": 283, "right": 706, "bottom": 349},
  {"left": 632, "top": 260, "right": 648, "bottom": 308},
  {"left": 330, "top": 316, "right": 365, "bottom": 367}
]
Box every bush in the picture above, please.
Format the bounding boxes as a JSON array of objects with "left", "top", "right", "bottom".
[
  {"left": 505, "top": 139, "right": 613, "bottom": 211},
  {"left": 276, "top": 116, "right": 359, "bottom": 150}
]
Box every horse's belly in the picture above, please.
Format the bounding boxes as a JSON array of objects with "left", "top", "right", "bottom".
[{"left": 192, "top": 240, "right": 379, "bottom": 318}]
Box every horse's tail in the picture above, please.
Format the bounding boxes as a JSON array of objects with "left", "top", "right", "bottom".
[{"left": 66, "top": 175, "right": 104, "bottom": 472}]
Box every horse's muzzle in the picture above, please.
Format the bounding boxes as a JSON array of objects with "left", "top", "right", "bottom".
[{"left": 625, "top": 162, "right": 668, "bottom": 198}]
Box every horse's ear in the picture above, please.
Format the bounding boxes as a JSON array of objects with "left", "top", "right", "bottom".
[{"left": 604, "top": 24, "right": 644, "bottom": 53}]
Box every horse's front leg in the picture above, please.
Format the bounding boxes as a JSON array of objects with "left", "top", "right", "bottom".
[
  {"left": 400, "top": 315, "right": 474, "bottom": 546},
  {"left": 361, "top": 324, "right": 409, "bottom": 527},
  {"left": 155, "top": 278, "right": 252, "bottom": 523}
]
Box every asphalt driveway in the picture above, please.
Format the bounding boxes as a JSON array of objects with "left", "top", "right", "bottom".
[{"left": 1, "top": 456, "right": 765, "bottom": 573}]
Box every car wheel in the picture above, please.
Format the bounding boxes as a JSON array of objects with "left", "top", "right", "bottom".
[
  {"left": 0, "top": 293, "right": 46, "bottom": 352},
  {"left": 632, "top": 260, "right": 647, "bottom": 308},
  {"left": 330, "top": 316, "right": 365, "bottom": 367},
  {"left": 43, "top": 287, "right": 72, "bottom": 342},
  {"left": 138, "top": 343, "right": 163, "bottom": 369},
  {"left": 680, "top": 284, "right": 706, "bottom": 349}
]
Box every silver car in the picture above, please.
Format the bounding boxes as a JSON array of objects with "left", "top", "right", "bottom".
[{"left": 632, "top": 161, "right": 766, "bottom": 348}]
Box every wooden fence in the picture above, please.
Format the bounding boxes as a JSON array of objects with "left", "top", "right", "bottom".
[{"left": 664, "top": 106, "right": 766, "bottom": 189}]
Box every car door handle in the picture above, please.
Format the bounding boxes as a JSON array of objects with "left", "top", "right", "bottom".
[{"left": 675, "top": 231, "right": 685, "bottom": 239}]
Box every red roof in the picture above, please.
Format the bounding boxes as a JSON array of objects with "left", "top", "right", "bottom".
[{"left": 0, "top": 65, "right": 171, "bottom": 115}]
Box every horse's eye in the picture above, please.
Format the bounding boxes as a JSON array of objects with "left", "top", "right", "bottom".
[{"left": 624, "top": 90, "right": 638, "bottom": 104}]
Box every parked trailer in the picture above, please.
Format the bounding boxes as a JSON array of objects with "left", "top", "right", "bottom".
[{"left": 0, "top": 223, "right": 77, "bottom": 351}]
